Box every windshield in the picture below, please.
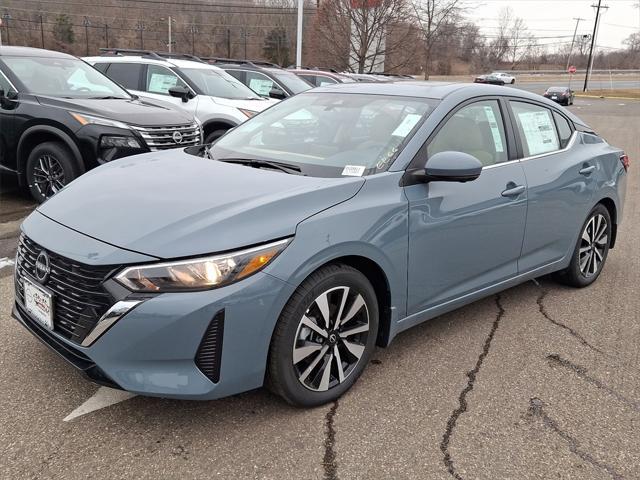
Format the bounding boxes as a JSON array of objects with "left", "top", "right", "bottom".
[
  {"left": 2, "top": 57, "right": 130, "bottom": 99},
  {"left": 179, "top": 67, "right": 262, "bottom": 99},
  {"left": 210, "top": 92, "right": 437, "bottom": 177},
  {"left": 269, "top": 69, "right": 313, "bottom": 94}
]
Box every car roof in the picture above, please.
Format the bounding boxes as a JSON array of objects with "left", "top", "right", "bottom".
[
  {"left": 0, "top": 46, "right": 76, "bottom": 59},
  {"left": 84, "top": 54, "right": 224, "bottom": 72}
]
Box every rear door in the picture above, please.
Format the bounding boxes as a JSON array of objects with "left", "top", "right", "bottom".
[
  {"left": 404, "top": 98, "right": 528, "bottom": 314},
  {"left": 509, "top": 100, "right": 597, "bottom": 272}
]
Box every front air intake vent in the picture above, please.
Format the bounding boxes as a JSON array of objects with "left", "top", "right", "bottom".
[{"left": 195, "top": 310, "right": 225, "bottom": 383}]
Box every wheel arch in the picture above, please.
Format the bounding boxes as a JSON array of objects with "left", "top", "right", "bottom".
[
  {"left": 201, "top": 119, "right": 236, "bottom": 140},
  {"left": 597, "top": 197, "right": 618, "bottom": 248},
  {"left": 17, "top": 126, "right": 84, "bottom": 186}
]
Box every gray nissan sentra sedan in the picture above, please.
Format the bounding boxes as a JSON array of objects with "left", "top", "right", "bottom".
[{"left": 13, "top": 82, "right": 628, "bottom": 406}]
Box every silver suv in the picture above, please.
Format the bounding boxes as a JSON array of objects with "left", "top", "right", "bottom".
[{"left": 85, "top": 49, "right": 278, "bottom": 143}]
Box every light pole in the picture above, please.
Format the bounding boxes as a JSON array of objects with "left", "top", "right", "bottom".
[
  {"left": 295, "top": 0, "right": 303, "bottom": 68},
  {"left": 565, "top": 17, "right": 583, "bottom": 71},
  {"left": 83, "top": 17, "right": 91, "bottom": 56}
]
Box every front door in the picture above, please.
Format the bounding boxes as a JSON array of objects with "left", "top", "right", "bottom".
[{"left": 405, "top": 99, "right": 528, "bottom": 314}]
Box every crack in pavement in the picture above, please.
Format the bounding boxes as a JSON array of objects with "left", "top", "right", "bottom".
[
  {"left": 547, "top": 354, "right": 640, "bottom": 413},
  {"left": 440, "top": 295, "right": 505, "bottom": 480},
  {"left": 528, "top": 397, "right": 624, "bottom": 480},
  {"left": 323, "top": 400, "right": 339, "bottom": 480},
  {"left": 536, "top": 290, "right": 603, "bottom": 354}
]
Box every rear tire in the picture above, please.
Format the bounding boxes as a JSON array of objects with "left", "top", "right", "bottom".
[
  {"left": 25, "top": 141, "right": 78, "bottom": 203},
  {"left": 511, "top": 79, "right": 515, "bottom": 84},
  {"left": 267, "top": 264, "right": 379, "bottom": 407},
  {"left": 557, "top": 204, "right": 611, "bottom": 288}
]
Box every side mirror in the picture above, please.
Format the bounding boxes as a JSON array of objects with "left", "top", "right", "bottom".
[
  {"left": 168, "top": 86, "right": 192, "bottom": 103},
  {"left": 268, "top": 87, "right": 286, "bottom": 100},
  {"left": 0, "top": 89, "right": 14, "bottom": 108},
  {"left": 423, "top": 151, "right": 483, "bottom": 183}
]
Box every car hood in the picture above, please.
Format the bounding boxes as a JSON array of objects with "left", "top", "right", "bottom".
[
  {"left": 37, "top": 149, "right": 365, "bottom": 259},
  {"left": 35, "top": 96, "right": 194, "bottom": 127},
  {"left": 210, "top": 96, "right": 278, "bottom": 112}
]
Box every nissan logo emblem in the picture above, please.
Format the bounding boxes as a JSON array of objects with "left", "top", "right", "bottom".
[
  {"left": 35, "top": 250, "right": 51, "bottom": 284},
  {"left": 172, "top": 131, "right": 183, "bottom": 144}
]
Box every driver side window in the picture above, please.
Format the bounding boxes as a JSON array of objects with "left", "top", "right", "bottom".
[{"left": 428, "top": 100, "right": 508, "bottom": 167}]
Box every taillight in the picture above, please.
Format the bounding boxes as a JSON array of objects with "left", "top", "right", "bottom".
[{"left": 620, "top": 154, "right": 629, "bottom": 172}]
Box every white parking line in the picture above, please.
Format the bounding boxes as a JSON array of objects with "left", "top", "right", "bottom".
[
  {"left": 0, "top": 257, "right": 15, "bottom": 270},
  {"left": 63, "top": 386, "right": 137, "bottom": 422}
]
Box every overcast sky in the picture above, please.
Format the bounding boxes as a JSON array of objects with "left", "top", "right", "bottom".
[{"left": 465, "top": 0, "right": 639, "bottom": 51}]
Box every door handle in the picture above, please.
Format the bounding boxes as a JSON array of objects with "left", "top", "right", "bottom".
[
  {"left": 501, "top": 185, "right": 526, "bottom": 197},
  {"left": 579, "top": 165, "right": 596, "bottom": 175}
]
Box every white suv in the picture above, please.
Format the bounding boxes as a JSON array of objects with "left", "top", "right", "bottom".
[{"left": 85, "top": 49, "right": 278, "bottom": 143}]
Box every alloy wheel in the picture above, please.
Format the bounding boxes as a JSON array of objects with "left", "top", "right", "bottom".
[
  {"left": 32, "top": 154, "right": 66, "bottom": 198},
  {"left": 292, "top": 286, "right": 370, "bottom": 392},
  {"left": 579, "top": 213, "right": 608, "bottom": 278}
]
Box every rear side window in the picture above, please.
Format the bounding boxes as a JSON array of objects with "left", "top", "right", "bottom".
[
  {"left": 315, "top": 75, "right": 338, "bottom": 86},
  {"left": 93, "top": 63, "right": 109, "bottom": 74},
  {"left": 105, "top": 63, "right": 142, "bottom": 90},
  {"left": 145, "top": 65, "right": 187, "bottom": 95},
  {"left": 298, "top": 74, "right": 317, "bottom": 86},
  {"left": 553, "top": 112, "right": 573, "bottom": 148},
  {"left": 511, "top": 101, "right": 559, "bottom": 157},
  {"left": 428, "top": 100, "right": 508, "bottom": 167}
]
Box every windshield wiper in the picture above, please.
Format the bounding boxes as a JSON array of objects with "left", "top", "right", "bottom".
[
  {"left": 89, "top": 96, "right": 128, "bottom": 100},
  {"left": 218, "top": 157, "right": 303, "bottom": 175}
]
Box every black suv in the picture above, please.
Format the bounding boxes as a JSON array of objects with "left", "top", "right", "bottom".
[
  {"left": 0, "top": 46, "right": 201, "bottom": 202},
  {"left": 203, "top": 58, "right": 312, "bottom": 99}
]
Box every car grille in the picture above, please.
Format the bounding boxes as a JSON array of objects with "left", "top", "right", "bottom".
[
  {"left": 131, "top": 123, "right": 202, "bottom": 151},
  {"left": 14, "top": 235, "right": 119, "bottom": 345}
]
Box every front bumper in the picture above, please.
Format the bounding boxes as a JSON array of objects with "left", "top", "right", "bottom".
[
  {"left": 15, "top": 212, "right": 295, "bottom": 400},
  {"left": 14, "top": 270, "right": 294, "bottom": 400}
]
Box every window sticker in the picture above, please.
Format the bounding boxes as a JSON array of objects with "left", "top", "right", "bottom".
[
  {"left": 249, "top": 78, "right": 274, "bottom": 96},
  {"left": 391, "top": 114, "right": 422, "bottom": 137},
  {"left": 517, "top": 110, "right": 559, "bottom": 155},
  {"left": 483, "top": 106, "right": 505, "bottom": 153},
  {"left": 342, "top": 165, "right": 366, "bottom": 176},
  {"left": 148, "top": 73, "right": 178, "bottom": 94}
]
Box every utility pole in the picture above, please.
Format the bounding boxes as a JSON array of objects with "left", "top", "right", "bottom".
[
  {"left": 83, "top": 17, "right": 91, "bottom": 56},
  {"left": 243, "top": 28, "right": 248, "bottom": 59},
  {"left": 566, "top": 17, "right": 584, "bottom": 71},
  {"left": 105, "top": 24, "right": 109, "bottom": 48},
  {"left": 295, "top": 0, "right": 303, "bottom": 68},
  {"left": 136, "top": 21, "right": 145, "bottom": 49},
  {"left": 227, "top": 29, "right": 231, "bottom": 58},
  {"left": 168, "top": 16, "right": 172, "bottom": 53},
  {"left": 39, "top": 15, "right": 45, "bottom": 48},
  {"left": 583, "top": 1, "right": 609, "bottom": 92}
]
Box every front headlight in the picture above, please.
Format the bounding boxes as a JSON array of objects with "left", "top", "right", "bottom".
[
  {"left": 238, "top": 108, "right": 258, "bottom": 118},
  {"left": 100, "top": 135, "right": 141, "bottom": 149},
  {"left": 114, "top": 238, "right": 291, "bottom": 292},
  {"left": 70, "top": 112, "right": 130, "bottom": 130}
]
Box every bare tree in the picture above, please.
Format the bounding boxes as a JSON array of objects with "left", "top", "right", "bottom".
[
  {"left": 313, "top": 0, "right": 414, "bottom": 73},
  {"left": 411, "top": 0, "right": 464, "bottom": 79}
]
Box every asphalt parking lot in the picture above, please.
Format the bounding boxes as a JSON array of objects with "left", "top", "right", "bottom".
[{"left": 0, "top": 97, "right": 639, "bottom": 479}]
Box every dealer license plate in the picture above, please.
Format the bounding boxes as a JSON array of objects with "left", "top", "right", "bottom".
[{"left": 23, "top": 277, "right": 54, "bottom": 330}]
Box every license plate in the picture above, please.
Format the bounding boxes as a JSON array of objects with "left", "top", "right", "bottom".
[
  {"left": 552, "top": 96, "right": 558, "bottom": 100},
  {"left": 23, "top": 277, "right": 54, "bottom": 330}
]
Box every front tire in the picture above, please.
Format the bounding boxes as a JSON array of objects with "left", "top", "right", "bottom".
[
  {"left": 558, "top": 204, "right": 611, "bottom": 287},
  {"left": 511, "top": 79, "right": 515, "bottom": 84},
  {"left": 204, "top": 129, "right": 229, "bottom": 145},
  {"left": 267, "top": 264, "right": 379, "bottom": 407},
  {"left": 25, "top": 141, "right": 78, "bottom": 203}
]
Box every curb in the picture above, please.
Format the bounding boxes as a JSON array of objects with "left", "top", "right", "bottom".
[{"left": 575, "top": 94, "right": 640, "bottom": 100}]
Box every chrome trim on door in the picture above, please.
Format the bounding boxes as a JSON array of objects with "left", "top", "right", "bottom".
[{"left": 81, "top": 300, "right": 143, "bottom": 347}]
